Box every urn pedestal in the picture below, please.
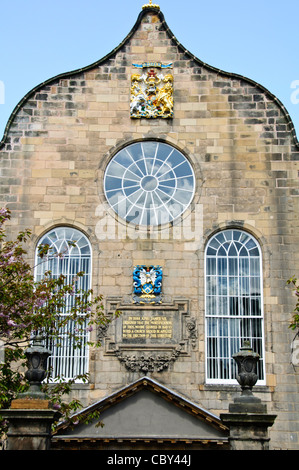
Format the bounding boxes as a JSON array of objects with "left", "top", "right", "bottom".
[
  {"left": 1, "top": 336, "right": 60, "bottom": 450},
  {"left": 220, "top": 341, "right": 276, "bottom": 450}
]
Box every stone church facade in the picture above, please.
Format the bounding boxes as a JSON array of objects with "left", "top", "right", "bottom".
[{"left": 1, "top": 3, "right": 299, "bottom": 450}]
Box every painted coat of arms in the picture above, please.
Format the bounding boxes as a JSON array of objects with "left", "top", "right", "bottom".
[
  {"left": 130, "top": 63, "right": 173, "bottom": 119},
  {"left": 133, "top": 265, "right": 163, "bottom": 304}
]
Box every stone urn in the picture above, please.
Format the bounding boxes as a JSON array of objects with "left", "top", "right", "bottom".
[
  {"left": 232, "top": 340, "right": 260, "bottom": 399},
  {"left": 23, "top": 335, "right": 52, "bottom": 399}
]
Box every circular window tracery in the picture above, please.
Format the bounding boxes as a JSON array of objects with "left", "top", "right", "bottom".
[{"left": 104, "top": 141, "right": 195, "bottom": 226}]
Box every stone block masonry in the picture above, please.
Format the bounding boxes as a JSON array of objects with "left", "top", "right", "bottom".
[{"left": 0, "top": 7, "right": 299, "bottom": 449}]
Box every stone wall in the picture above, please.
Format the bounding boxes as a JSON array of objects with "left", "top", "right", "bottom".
[{"left": 0, "top": 7, "right": 299, "bottom": 449}]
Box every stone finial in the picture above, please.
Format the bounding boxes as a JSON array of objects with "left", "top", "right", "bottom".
[
  {"left": 230, "top": 340, "right": 266, "bottom": 412},
  {"left": 21, "top": 335, "right": 52, "bottom": 400},
  {"left": 232, "top": 340, "right": 260, "bottom": 399},
  {"left": 220, "top": 340, "right": 277, "bottom": 450},
  {"left": 9, "top": 335, "right": 54, "bottom": 412}
]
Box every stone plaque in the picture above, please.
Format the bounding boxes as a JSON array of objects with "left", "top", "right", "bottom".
[{"left": 103, "top": 299, "right": 196, "bottom": 372}]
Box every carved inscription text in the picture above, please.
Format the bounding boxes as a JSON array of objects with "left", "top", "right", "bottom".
[{"left": 122, "top": 315, "right": 173, "bottom": 340}]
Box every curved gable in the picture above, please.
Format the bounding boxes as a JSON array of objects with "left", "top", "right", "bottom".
[{"left": 1, "top": 5, "right": 298, "bottom": 150}]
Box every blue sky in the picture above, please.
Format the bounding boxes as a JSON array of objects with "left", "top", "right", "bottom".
[{"left": 1, "top": 0, "right": 299, "bottom": 139}]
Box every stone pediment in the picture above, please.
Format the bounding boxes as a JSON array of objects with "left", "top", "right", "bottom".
[{"left": 52, "top": 377, "right": 228, "bottom": 449}]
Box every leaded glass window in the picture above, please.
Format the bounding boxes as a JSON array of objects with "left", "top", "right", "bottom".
[
  {"left": 35, "top": 227, "right": 91, "bottom": 381},
  {"left": 205, "top": 229, "right": 265, "bottom": 384},
  {"left": 104, "top": 141, "right": 195, "bottom": 226}
]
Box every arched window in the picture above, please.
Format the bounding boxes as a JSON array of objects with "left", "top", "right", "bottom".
[
  {"left": 205, "top": 229, "right": 265, "bottom": 384},
  {"left": 35, "top": 227, "right": 92, "bottom": 381}
]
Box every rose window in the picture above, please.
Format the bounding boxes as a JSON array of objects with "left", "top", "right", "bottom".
[{"left": 104, "top": 141, "right": 195, "bottom": 226}]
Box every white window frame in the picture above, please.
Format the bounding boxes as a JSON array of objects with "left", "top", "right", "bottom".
[
  {"left": 104, "top": 141, "right": 195, "bottom": 226},
  {"left": 35, "top": 227, "right": 92, "bottom": 382},
  {"left": 204, "top": 229, "right": 265, "bottom": 385}
]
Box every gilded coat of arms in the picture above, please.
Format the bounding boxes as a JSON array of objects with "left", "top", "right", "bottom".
[{"left": 130, "top": 63, "right": 173, "bottom": 119}]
